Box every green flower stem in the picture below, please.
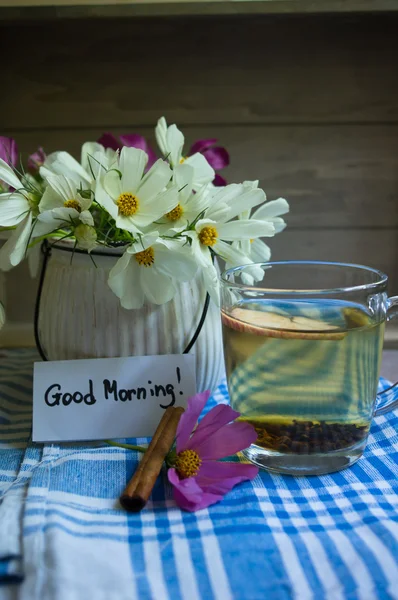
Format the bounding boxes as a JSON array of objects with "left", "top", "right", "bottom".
[
  {"left": 104, "top": 440, "right": 147, "bottom": 453},
  {"left": 28, "top": 230, "right": 70, "bottom": 248}
]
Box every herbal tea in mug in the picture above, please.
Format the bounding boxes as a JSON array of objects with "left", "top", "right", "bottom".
[{"left": 221, "top": 262, "right": 398, "bottom": 475}]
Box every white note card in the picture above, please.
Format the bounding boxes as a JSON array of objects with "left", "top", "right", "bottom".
[{"left": 32, "top": 354, "right": 196, "bottom": 442}]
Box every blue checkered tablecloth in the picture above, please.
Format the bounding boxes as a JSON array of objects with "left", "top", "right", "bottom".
[{"left": 0, "top": 348, "right": 397, "bottom": 600}]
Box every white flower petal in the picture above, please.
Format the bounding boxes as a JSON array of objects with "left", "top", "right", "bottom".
[
  {"left": 232, "top": 239, "right": 251, "bottom": 256},
  {"left": 140, "top": 267, "right": 175, "bottom": 305},
  {"left": 227, "top": 188, "right": 266, "bottom": 221},
  {"left": 166, "top": 124, "right": 184, "bottom": 167},
  {"left": 242, "top": 180, "right": 259, "bottom": 190},
  {"left": 108, "top": 252, "right": 145, "bottom": 310},
  {"left": 39, "top": 184, "right": 64, "bottom": 212},
  {"left": 81, "top": 142, "right": 105, "bottom": 174},
  {"left": 115, "top": 214, "right": 142, "bottom": 234},
  {"left": 41, "top": 151, "right": 91, "bottom": 186},
  {"left": 252, "top": 198, "right": 289, "bottom": 220},
  {"left": 120, "top": 147, "right": 147, "bottom": 193},
  {"left": 184, "top": 153, "right": 215, "bottom": 189},
  {"left": 155, "top": 117, "right": 168, "bottom": 156},
  {"left": 273, "top": 218, "right": 287, "bottom": 234},
  {"left": 175, "top": 163, "right": 195, "bottom": 205},
  {"left": 103, "top": 170, "right": 122, "bottom": 201},
  {"left": 39, "top": 207, "right": 79, "bottom": 224},
  {"left": 0, "top": 159, "right": 22, "bottom": 190},
  {"left": 250, "top": 238, "right": 271, "bottom": 262},
  {"left": 217, "top": 219, "right": 275, "bottom": 240},
  {"left": 95, "top": 179, "right": 118, "bottom": 220},
  {"left": 0, "top": 192, "right": 29, "bottom": 226},
  {"left": 213, "top": 239, "right": 252, "bottom": 266},
  {"left": 155, "top": 241, "right": 197, "bottom": 282},
  {"left": 186, "top": 232, "right": 213, "bottom": 269},
  {"left": 32, "top": 216, "right": 63, "bottom": 237},
  {"left": 79, "top": 210, "right": 94, "bottom": 226},
  {"left": 137, "top": 159, "right": 172, "bottom": 203},
  {"left": 201, "top": 263, "right": 220, "bottom": 306},
  {"left": 127, "top": 233, "right": 159, "bottom": 254},
  {"left": 0, "top": 213, "right": 32, "bottom": 270}
]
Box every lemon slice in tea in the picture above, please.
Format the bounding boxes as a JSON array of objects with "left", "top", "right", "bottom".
[{"left": 222, "top": 307, "right": 346, "bottom": 340}]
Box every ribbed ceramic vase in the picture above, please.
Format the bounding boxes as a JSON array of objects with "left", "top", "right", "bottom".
[{"left": 36, "top": 244, "right": 224, "bottom": 393}]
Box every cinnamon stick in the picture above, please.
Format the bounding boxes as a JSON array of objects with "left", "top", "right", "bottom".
[{"left": 120, "top": 406, "right": 184, "bottom": 512}]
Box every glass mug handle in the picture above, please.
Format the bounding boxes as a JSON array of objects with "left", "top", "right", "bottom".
[{"left": 374, "top": 296, "right": 398, "bottom": 417}]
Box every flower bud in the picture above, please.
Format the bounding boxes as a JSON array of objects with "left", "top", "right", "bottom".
[{"left": 74, "top": 224, "right": 97, "bottom": 253}]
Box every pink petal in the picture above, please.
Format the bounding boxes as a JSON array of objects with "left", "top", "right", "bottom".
[
  {"left": 0, "top": 137, "right": 18, "bottom": 167},
  {"left": 119, "top": 134, "right": 157, "bottom": 168},
  {"left": 193, "top": 421, "right": 258, "bottom": 460},
  {"left": 168, "top": 468, "right": 224, "bottom": 512},
  {"left": 28, "top": 147, "right": 46, "bottom": 171},
  {"left": 97, "top": 132, "right": 122, "bottom": 150},
  {"left": 97, "top": 132, "right": 120, "bottom": 151},
  {"left": 202, "top": 147, "right": 230, "bottom": 170},
  {"left": 176, "top": 390, "right": 211, "bottom": 453},
  {"left": 186, "top": 404, "right": 240, "bottom": 451},
  {"left": 213, "top": 173, "right": 227, "bottom": 186},
  {"left": 196, "top": 461, "right": 258, "bottom": 493},
  {"left": 189, "top": 138, "right": 218, "bottom": 155}
]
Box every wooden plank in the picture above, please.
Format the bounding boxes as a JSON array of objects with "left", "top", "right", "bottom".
[
  {"left": 7, "top": 124, "right": 398, "bottom": 228},
  {"left": 270, "top": 229, "right": 398, "bottom": 294},
  {"left": 2, "top": 0, "right": 398, "bottom": 20},
  {"left": 2, "top": 14, "right": 398, "bottom": 128}
]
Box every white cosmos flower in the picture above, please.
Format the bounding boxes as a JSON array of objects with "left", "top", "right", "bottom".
[
  {"left": 96, "top": 147, "right": 178, "bottom": 234},
  {"left": 108, "top": 232, "right": 197, "bottom": 309},
  {"left": 153, "top": 164, "right": 211, "bottom": 234},
  {"left": 0, "top": 159, "right": 46, "bottom": 270},
  {"left": 38, "top": 174, "right": 94, "bottom": 230},
  {"left": 186, "top": 183, "right": 275, "bottom": 268},
  {"left": 155, "top": 117, "right": 215, "bottom": 190}
]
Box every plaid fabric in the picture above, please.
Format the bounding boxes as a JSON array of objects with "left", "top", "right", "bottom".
[{"left": 0, "top": 348, "right": 397, "bottom": 600}]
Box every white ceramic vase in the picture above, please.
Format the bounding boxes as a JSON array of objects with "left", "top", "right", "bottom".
[{"left": 36, "top": 244, "right": 224, "bottom": 393}]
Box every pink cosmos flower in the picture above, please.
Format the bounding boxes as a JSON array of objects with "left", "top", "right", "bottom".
[
  {"left": 188, "top": 139, "right": 230, "bottom": 186},
  {"left": 168, "top": 391, "right": 258, "bottom": 512},
  {"left": 98, "top": 132, "right": 157, "bottom": 168},
  {"left": 28, "top": 147, "right": 47, "bottom": 172},
  {"left": 0, "top": 136, "right": 18, "bottom": 191},
  {"left": 0, "top": 136, "right": 18, "bottom": 166}
]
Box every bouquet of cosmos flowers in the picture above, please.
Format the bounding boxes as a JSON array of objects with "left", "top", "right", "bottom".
[{"left": 0, "top": 118, "right": 289, "bottom": 310}]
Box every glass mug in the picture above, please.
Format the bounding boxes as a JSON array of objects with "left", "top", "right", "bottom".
[{"left": 220, "top": 261, "right": 398, "bottom": 476}]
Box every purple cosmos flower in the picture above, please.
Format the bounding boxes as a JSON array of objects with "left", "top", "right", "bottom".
[
  {"left": 0, "top": 136, "right": 18, "bottom": 167},
  {"left": 28, "top": 147, "right": 47, "bottom": 172},
  {"left": 0, "top": 136, "right": 18, "bottom": 191},
  {"left": 188, "top": 139, "right": 230, "bottom": 186},
  {"left": 168, "top": 391, "right": 258, "bottom": 512},
  {"left": 98, "top": 132, "right": 157, "bottom": 168}
]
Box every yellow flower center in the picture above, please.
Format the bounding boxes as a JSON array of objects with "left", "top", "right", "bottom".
[
  {"left": 135, "top": 247, "right": 155, "bottom": 267},
  {"left": 64, "top": 199, "right": 81, "bottom": 212},
  {"left": 166, "top": 204, "right": 184, "bottom": 222},
  {"left": 179, "top": 157, "right": 186, "bottom": 164},
  {"left": 175, "top": 449, "right": 202, "bottom": 479},
  {"left": 117, "top": 193, "right": 139, "bottom": 217},
  {"left": 250, "top": 239, "right": 254, "bottom": 243},
  {"left": 198, "top": 225, "right": 218, "bottom": 247}
]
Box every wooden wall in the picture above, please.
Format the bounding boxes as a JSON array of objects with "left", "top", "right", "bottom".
[{"left": 1, "top": 12, "right": 398, "bottom": 337}]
